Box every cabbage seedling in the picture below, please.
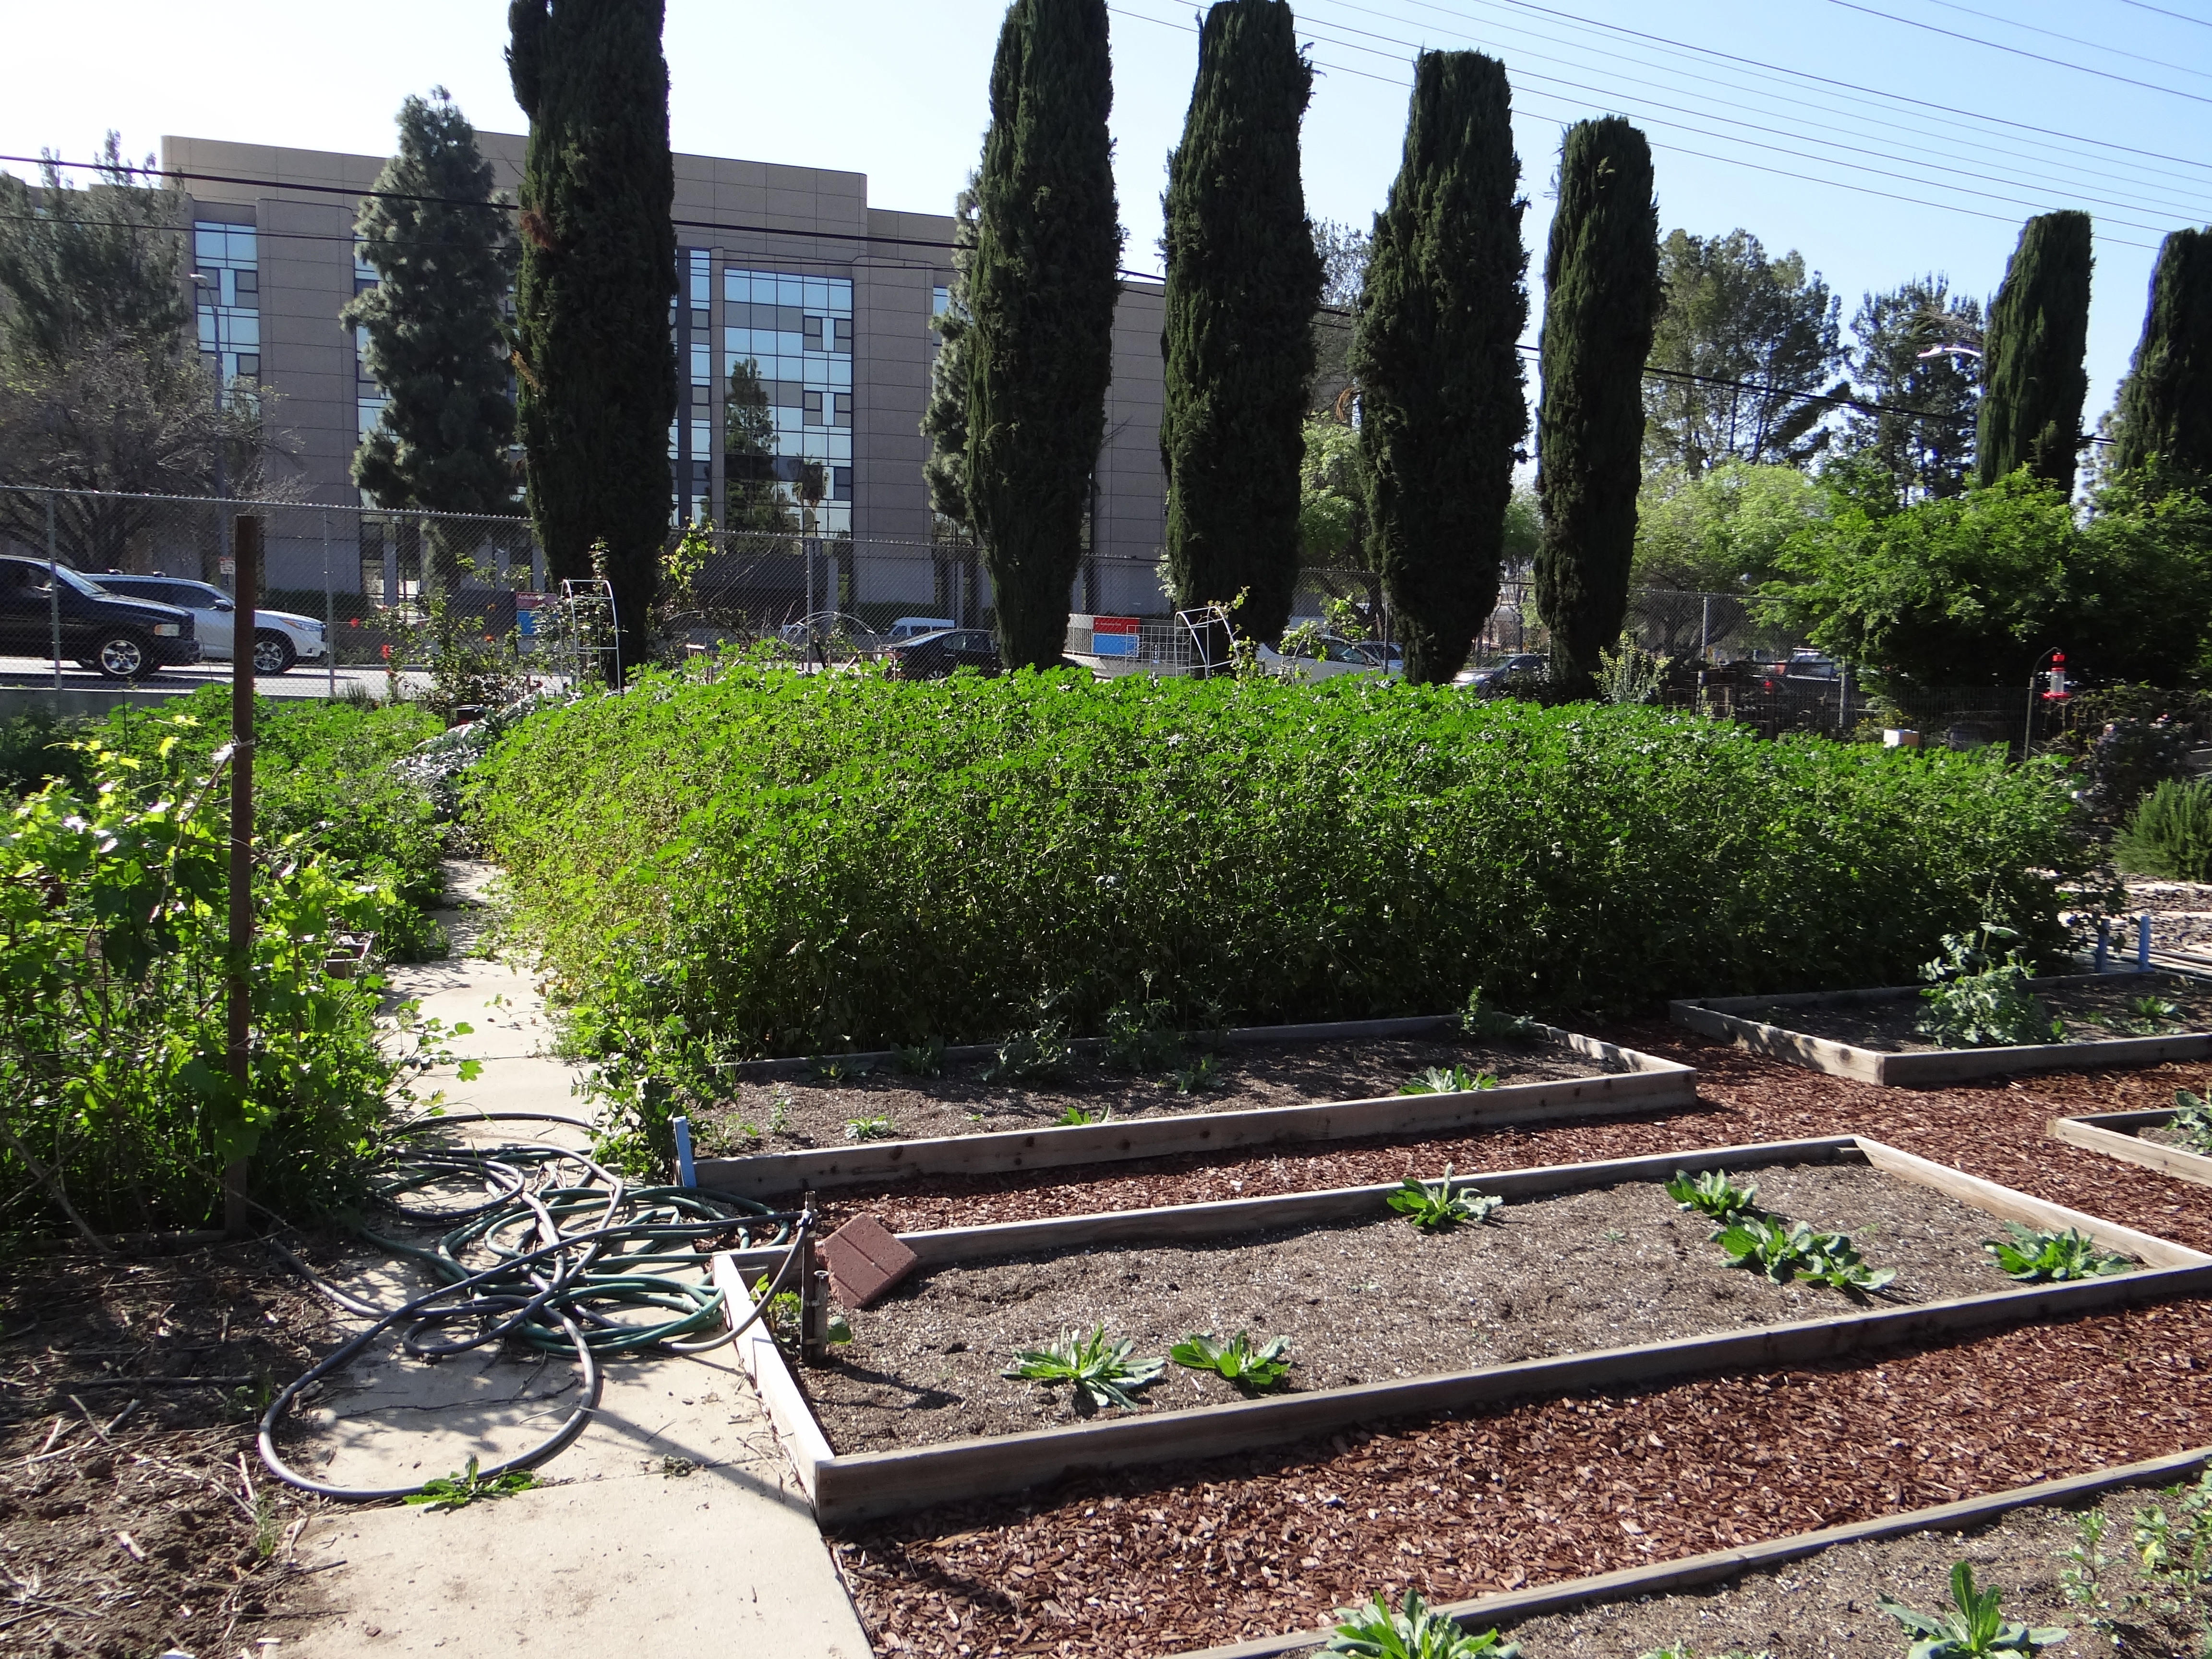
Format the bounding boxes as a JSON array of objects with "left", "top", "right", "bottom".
[
  {"left": 1664, "top": 1168, "right": 1760, "bottom": 1224},
  {"left": 1170, "top": 1331, "right": 1292, "bottom": 1392},
  {"left": 1983, "top": 1222, "right": 2132, "bottom": 1282},
  {"left": 1002, "top": 1327, "right": 1164, "bottom": 1411},
  {"left": 2173, "top": 1088, "right": 2212, "bottom": 1154},
  {"left": 1398, "top": 1064, "right": 1498, "bottom": 1096},
  {"left": 1387, "top": 1166, "right": 1504, "bottom": 1230}
]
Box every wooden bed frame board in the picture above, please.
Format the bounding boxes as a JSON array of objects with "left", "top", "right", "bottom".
[
  {"left": 713, "top": 1134, "right": 2212, "bottom": 1526},
  {"left": 2051, "top": 1108, "right": 2212, "bottom": 1189},
  {"left": 1166, "top": 1444, "right": 2212, "bottom": 1659},
  {"left": 1669, "top": 971, "right": 2211, "bottom": 1085},
  {"left": 693, "top": 1022, "right": 1694, "bottom": 1199}
]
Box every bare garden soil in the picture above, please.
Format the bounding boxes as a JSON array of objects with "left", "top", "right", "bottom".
[
  {"left": 1727, "top": 971, "right": 2212, "bottom": 1053},
  {"left": 1287, "top": 1483, "right": 2210, "bottom": 1659},
  {"left": 804, "top": 1165, "right": 2038, "bottom": 1455},
  {"left": 0, "top": 1241, "right": 348, "bottom": 1659},
  {"left": 697, "top": 1031, "right": 1608, "bottom": 1155}
]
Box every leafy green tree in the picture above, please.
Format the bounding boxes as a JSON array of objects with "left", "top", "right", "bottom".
[
  {"left": 920, "top": 177, "right": 980, "bottom": 538},
  {"left": 1633, "top": 461, "right": 1827, "bottom": 591},
  {"left": 2113, "top": 226, "right": 2212, "bottom": 480},
  {"left": 343, "top": 91, "right": 520, "bottom": 593},
  {"left": 0, "top": 135, "right": 269, "bottom": 564},
  {"left": 507, "top": 0, "right": 677, "bottom": 679},
  {"left": 1160, "top": 0, "right": 1322, "bottom": 643},
  {"left": 1839, "top": 275, "right": 1981, "bottom": 501},
  {"left": 1350, "top": 50, "right": 1528, "bottom": 684},
  {"left": 1977, "top": 210, "right": 2092, "bottom": 493},
  {"left": 1534, "top": 117, "right": 1660, "bottom": 697},
  {"left": 1763, "top": 471, "right": 2212, "bottom": 688},
  {"left": 1308, "top": 217, "right": 1368, "bottom": 414},
  {"left": 964, "top": 0, "right": 1122, "bottom": 670},
  {"left": 1298, "top": 415, "right": 1363, "bottom": 565},
  {"left": 1644, "top": 228, "right": 1843, "bottom": 475}
]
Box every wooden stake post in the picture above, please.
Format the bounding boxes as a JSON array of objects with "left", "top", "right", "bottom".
[{"left": 224, "top": 516, "right": 259, "bottom": 1237}]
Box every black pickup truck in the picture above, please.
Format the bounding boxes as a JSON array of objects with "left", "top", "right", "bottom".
[{"left": 0, "top": 555, "right": 201, "bottom": 678}]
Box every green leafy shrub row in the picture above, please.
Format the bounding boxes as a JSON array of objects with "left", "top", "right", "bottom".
[
  {"left": 469, "top": 667, "right": 2089, "bottom": 1067},
  {"left": 2115, "top": 775, "right": 2212, "bottom": 881}
]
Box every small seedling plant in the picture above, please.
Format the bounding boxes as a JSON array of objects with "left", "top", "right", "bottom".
[
  {"left": 2109, "top": 995, "right": 2184, "bottom": 1035},
  {"left": 1173, "top": 1052, "right": 1226, "bottom": 1094},
  {"left": 748, "top": 1274, "right": 852, "bottom": 1347},
  {"left": 985, "top": 1017, "right": 1072, "bottom": 1083},
  {"left": 1665, "top": 1169, "right": 1761, "bottom": 1225},
  {"left": 1398, "top": 1064, "right": 1498, "bottom": 1096},
  {"left": 1103, "top": 991, "right": 1184, "bottom": 1072},
  {"left": 1054, "top": 1105, "right": 1106, "bottom": 1126},
  {"left": 1982, "top": 1222, "right": 2132, "bottom": 1282},
  {"left": 1324, "top": 1590, "right": 1519, "bottom": 1659},
  {"left": 1714, "top": 1216, "right": 1894, "bottom": 1292},
  {"left": 808, "top": 1053, "right": 875, "bottom": 1083},
  {"left": 1916, "top": 924, "right": 2064, "bottom": 1049},
  {"left": 1877, "top": 1561, "right": 2068, "bottom": 1658},
  {"left": 1170, "top": 1330, "right": 1292, "bottom": 1393},
  {"left": 891, "top": 1036, "right": 946, "bottom": 1076},
  {"left": 404, "top": 1455, "right": 538, "bottom": 1511},
  {"left": 844, "top": 1114, "right": 896, "bottom": 1142},
  {"left": 1388, "top": 1166, "right": 1504, "bottom": 1231},
  {"left": 1461, "top": 988, "right": 1536, "bottom": 1042},
  {"left": 2131, "top": 1467, "right": 2212, "bottom": 1637},
  {"left": 1002, "top": 1326, "right": 1164, "bottom": 1411},
  {"left": 2173, "top": 1088, "right": 2212, "bottom": 1154}
]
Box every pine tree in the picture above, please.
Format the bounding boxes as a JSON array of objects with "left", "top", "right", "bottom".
[
  {"left": 507, "top": 0, "right": 676, "bottom": 680},
  {"left": 1976, "top": 209, "right": 2092, "bottom": 492},
  {"left": 1349, "top": 50, "right": 1528, "bottom": 684},
  {"left": 965, "top": 0, "right": 1122, "bottom": 670},
  {"left": 1160, "top": 0, "right": 1321, "bottom": 643},
  {"left": 1841, "top": 276, "right": 1982, "bottom": 502},
  {"left": 1534, "top": 117, "right": 1659, "bottom": 696},
  {"left": 2113, "top": 226, "right": 2212, "bottom": 480},
  {"left": 343, "top": 90, "right": 520, "bottom": 591},
  {"left": 920, "top": 178, "right": 980, "bottom": 537}
]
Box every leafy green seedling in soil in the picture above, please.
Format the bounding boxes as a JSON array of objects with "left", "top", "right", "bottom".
[
  {"left": 1795, "top": 1231, "right": 1896, "bottom": 1295},
  {"left": 749, "top": 1277, "right": 851, "bottom": 1346},
  {"left": 2173, "top": 1088, "right": 2212, "bottom": 1154},
  {"left": 1877, "top": 1560, "right": 2068, "bottom": 1658},
  {"left": 1170, "top": 1331, "right": 1292, "bottom": 1393},
  {"left": 1387, "top": 1166, "right": 1504, "bottom": 1231},
  {"left": 985, "top": 1018, "right": 1072, "bottom": 1084},
  {"left": 1715, "top": 1215, "right": 1821, "bottom": 1282},
  {"left": 1174, "top": 1052, "right": 1226, "bottom": 1094},
  {"left": 1054, "top": 1105, "right": 1106, "bottom": 1126},
  {"left": 1002, "top": 1326, "right": 1165, "bottom": 1411},
  {"left": 807, "top": 1053, "right": 875, "bottom": 1083},
  {"left": 766, "top": 1086, "right": 793, "bottom": 1136},
  {"left": 1324, "top": 1589, "right": 1520, "bottom": 1659},
  {"left": 1398, "top": 1063, "right": 1498, "bottom": 1096},
  {"left": 891, "top": 1036, "right": 946, "bottom": 1076},
  {"left": 1461, "top": 987, "right": 1536, "bottom": 1041},
  {"left": 1664, "top": 1168, "right": 1761, "bottom": 1225},
  {"left": 844, "top": 1115, "right": 896, "bottom": 1142},
  {"left": 1983, "top": 1222, "right": 2133, "bottom": 1282},
  {"left": 1916, "top": 924, "right": 2064, "bottom": 1048},
  {"left": 1103, "top": 991, "right": 1184, "bottom": 1072},
  {"left": 404, "top": 1455, "right": 538, "bottom": 1512},
  {"left": 2112, "top": 995, "right": 2184, "bottom": 1035},
  {"left": 2129, "top": 1467, "right": 2212, "bottom": 1612}
]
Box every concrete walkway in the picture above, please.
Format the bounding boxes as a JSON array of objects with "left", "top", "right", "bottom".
[{"left": 284, "top": 864, "right": 869, "bottom": 1658}]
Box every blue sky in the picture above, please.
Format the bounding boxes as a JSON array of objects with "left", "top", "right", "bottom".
[{"left": 6, "top": 0, "right": 2208, "bottom": 424}]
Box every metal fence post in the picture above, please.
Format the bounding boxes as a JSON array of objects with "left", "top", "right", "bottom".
[
  {"left": 46, "top": 493, "right": 61, "bottom": 692},
  {"left": 322, "top": 511, "right": 336, "bottom": 699}
]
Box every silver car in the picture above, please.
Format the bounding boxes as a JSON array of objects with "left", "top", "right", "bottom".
[{"left": 94, "top": 574, "right": 329, "bottom": 674}]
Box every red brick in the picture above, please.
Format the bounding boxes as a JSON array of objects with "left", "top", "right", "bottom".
[{"left": 819, "top": 1212, "right": 918, "bottom": 1309}]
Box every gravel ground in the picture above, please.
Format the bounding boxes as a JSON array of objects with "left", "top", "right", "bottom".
[
  {"left": 805, "top": 1165, "right": 2031, "bottom": 1454},
  {"left": 2125, "top": 878, "right": 2212, "bottom": 959},
  {"left": 697, "top": 1032, "right": 1605, "bottom": 1155},
  {"left": 1723, "top": 972, "right": 2212, "bottom": 1053}
]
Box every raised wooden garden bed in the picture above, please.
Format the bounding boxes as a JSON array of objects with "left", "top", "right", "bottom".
[
  {"left": 716, "top": 1134, "right": 2211, "bottom": 1525},
  {"left": 691, "top": 1015, "right": 1693, "bottom": 1200},
  {"left": 1670, "top": 971, "right": 2212, "bottom": 1085},
  {"left": 1166, "top": 1444, "right": 2212, "bottom": 1659},
  {"left": 2051, "top": 1106, "right": 2212, "bottom": 1188}
]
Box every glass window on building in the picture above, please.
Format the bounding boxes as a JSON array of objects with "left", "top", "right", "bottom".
[
  {"left": 671, "top": 248, "right": 716, "bottom": 524},
  {"left": 192, "top": 220, "right": 260, "bottom": 398},
  {"left": 721, "top": 265, "right": 855, "bottom": 530}
]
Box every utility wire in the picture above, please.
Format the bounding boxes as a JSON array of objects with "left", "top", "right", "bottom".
[
  {"left": 1909, "top": 0, "right": 2212, "bottom": 84},
  {"left": 1819, "top": 0, "right": 2212, "bottom": 105},
  {"left": 2116, "top": 0, "right": 2212, "bottom": 29}
]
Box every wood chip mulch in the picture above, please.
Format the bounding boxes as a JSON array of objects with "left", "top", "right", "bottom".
[{"left": 812, "top": 1031, "right": 2212, "bottom": 1659}]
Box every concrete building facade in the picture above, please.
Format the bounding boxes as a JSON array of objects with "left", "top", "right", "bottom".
[{"left": 162, "top": 134, "right": 1168, "bottom": 607}]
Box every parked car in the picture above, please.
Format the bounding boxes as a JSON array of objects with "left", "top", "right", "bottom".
[
  {"left": 93, "top": 573, "right": 328, "bottom": 674},
  {"left": 879, "top": 627, "right": 1001, "bottom": 680},
  {"left": 1255, "top": 633, "right": 1401, "bottom": 680},
  {"left": 884, "top": 615, "right": 958, "bottom": 640},
  {"left": 1458, "top": 652, "right": 1549, "bottom": 691},
  {"left": 0, "top": 556, "right": 200, "bottom": 679}
]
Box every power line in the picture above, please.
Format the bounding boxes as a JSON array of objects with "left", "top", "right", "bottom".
[
  {"left": 1819, "top": 0, "right": 2212, "bottom": 105},
  {"left": 2116, "top": 0, "right": 2212, "bottom": 29},
  {"left": 1911, "top": 0, "right": 2212, "bottom": 84}
]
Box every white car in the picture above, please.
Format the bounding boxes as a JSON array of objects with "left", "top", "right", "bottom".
[
  {"left": 1255, "top": 634, "right": 1403, "bottom": 680},
  {"left": 93, "top": 574, "right": 329, "bottom": 674},
  {"left": 884, "top": 615, "right": 958, "bottom": 640}
]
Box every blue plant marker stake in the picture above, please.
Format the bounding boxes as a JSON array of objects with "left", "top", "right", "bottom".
[
  {"left": 2139, "top": 913, "right": 2153, "bottom": 970},
  {"left": 672, "top": 1114, "right": 696, "bottom": 1188}
]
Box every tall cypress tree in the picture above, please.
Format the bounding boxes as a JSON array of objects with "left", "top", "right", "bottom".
[
  {"left": 343, "top": 90, "right": 520, "bottom": 590},
  {"left": 1534, "top": 118, "right": 1659, "bottom": 697},
  {"left": 1349, "top": 50, "right": 1527, "bottom": 684},
  {"left": 1976, "top": 209, "right": 2092, "bottom": 493},
  {"left": 2114, "top": 226, "right": 2212, "bottom": 479},
  {"left": 1160, "top": 0, "right": 1321, "bottom": 643},
  {"left": 507, "top": 0, "right": 676, "bottom": 680},
  {"left": 965, "top": 0, "right": 1122, "bottom": 671}
]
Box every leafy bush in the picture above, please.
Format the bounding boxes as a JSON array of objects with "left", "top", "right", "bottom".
[
  {"left": 1001, "top": 1327, "right": 1164, "bottom": 1411},
  {"left": 2115, "top": 777, "right": 2212, "bottom": 880},
  {"left": 2173, "top": 1088, "right": 2212, "bottom": 1154},
  {"left": 1983, "top": 1222, "right": 2133, "bottom": 1282},
  {"left": 0, "top": 709, "right": 91, "bottom": 798},
  {"left": 0, "top": 732, "right": 427, "bottom": 1237},
  {"left": 1917, "top": 925, "right": 2062, "bottom": 1048},
  {"left": 470, "top": 669, "right": 2087, "bottom": 1066},
  {"left": 984, "top": 1018, "right": 1071, "bottom": 1083},
  {"left": 1713, "top": 1216, "right": 1894, "bottom": 1292}
]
